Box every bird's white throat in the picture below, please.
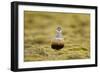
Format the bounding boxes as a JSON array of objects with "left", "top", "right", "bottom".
[{"left": 55, "top": 26, "right": 63, "bottom": 39}]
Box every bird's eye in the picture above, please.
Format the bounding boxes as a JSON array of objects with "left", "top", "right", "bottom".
[{"left": 57, "top": 26, "right": 61, "bottom": 31}]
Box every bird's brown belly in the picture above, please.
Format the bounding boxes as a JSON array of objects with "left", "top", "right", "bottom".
[
  {"left": 51, "top": 44, "right": 64, "bottom": 50},
  {"left": 51, "top": 39, "right": 64, "bottom": 50}
]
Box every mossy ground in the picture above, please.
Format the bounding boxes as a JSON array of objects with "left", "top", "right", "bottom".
[{"left": 24, "top": 11, "right": 90, "bottom": 62}]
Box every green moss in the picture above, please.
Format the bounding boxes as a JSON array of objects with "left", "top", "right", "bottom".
[{"left": 24, "top": 11, "right": 90, "bottom": 61}]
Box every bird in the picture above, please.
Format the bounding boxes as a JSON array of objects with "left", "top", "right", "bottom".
[{"left": 51, "top": 26, "right": 64, "bottom": 50}]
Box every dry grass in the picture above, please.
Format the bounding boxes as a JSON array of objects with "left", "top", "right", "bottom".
[{"left": 24, "top": 11, "right": 90, "bottom": 62}]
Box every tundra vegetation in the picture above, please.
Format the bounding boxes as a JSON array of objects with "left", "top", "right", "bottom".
[{"left": 24, "top": 11, "right": 90, "bottom": 62}]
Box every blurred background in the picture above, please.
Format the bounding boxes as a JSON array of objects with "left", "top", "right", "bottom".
[{"left": 24, "top": 11, "right": 90, "bottom": 62}]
